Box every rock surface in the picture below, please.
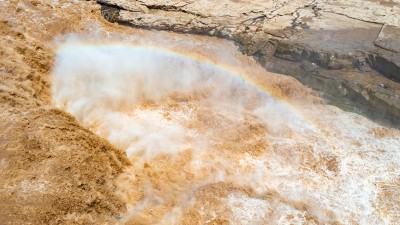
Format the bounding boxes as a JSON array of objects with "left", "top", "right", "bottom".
[{"left": 98, "top": 0, "right": 400, "bottom": 127}]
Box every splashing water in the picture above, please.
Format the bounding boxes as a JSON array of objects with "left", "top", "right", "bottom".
[{"left": 53, "top": 33, "right": 400, "bottom": 225}]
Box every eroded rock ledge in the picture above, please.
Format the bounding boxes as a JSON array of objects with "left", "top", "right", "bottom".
[{"left": 98, "top": 0, "right": 400, "bottom": 127}]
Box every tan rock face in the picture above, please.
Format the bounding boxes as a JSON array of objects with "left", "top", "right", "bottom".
[
  {"left": 318, "top": 0, "right": 400, "bottom": 27},
  {"left": 98, "top": 0, "right": 400, "bottom": 35},
  {"left": 375, "top": 25, "right": 400, "bottom": 53},
  {"left": 99, "top": 0, "right": 314, "bottom": 37}
]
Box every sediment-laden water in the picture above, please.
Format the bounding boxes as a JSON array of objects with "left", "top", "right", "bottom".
[{"left": 53, "top": 32, "right": 400, "bottom": 224}]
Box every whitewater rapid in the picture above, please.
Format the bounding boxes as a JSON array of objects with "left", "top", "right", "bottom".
[{"left": 53, "top": 31, "right": 400, "bottom": 225}]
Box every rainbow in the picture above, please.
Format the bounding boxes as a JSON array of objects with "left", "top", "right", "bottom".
[{"left": 57, "top": 43, "right": 336, "bottom": 152}]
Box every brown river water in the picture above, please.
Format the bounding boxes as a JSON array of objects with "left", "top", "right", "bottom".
[{"left": 1, "top": 0, "right": 398, "bottom": 224}]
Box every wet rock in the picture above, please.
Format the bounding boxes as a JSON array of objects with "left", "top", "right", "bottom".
[
  {"left": 356, "top": 57, "right": 372, "bottom": 72},
  {"left": 269, "top": 56, "right": 400, "bottom": 127},
  {"left": 367, "top": 54, "right": 400, "bottom": 82},
  {"left": 300, "top": 61, "right": 318, "bottom": 73}
]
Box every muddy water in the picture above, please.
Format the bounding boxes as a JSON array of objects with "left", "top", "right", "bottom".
[{"left": 53, "top": 28, "right": 400, "bottom": 225}]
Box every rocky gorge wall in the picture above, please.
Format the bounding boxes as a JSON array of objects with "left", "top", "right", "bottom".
[{"left": 98, "top": 0, "right": 400, "bottom": 127}]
